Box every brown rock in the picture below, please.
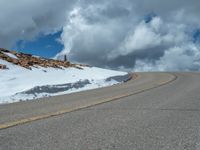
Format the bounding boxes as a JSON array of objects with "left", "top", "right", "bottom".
[
  {"left": 0, "top": 48, "right": 88, "bottom": 70},
  {"left": 0, "top": 64, "right": 7, "bottom": 69}
]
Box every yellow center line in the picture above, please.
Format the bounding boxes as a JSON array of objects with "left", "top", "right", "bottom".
[{"left": 0, "top": 73, "right": 177, "bottom": 130}]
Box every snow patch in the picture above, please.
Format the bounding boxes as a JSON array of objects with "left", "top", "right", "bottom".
[
  {"left": 2, "top": 52, "right": 18, "bottom": 59},
  {"left": 0, "top": 64, "right": 128, "bottom": 104}
]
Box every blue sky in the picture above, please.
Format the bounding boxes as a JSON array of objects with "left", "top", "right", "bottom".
[{"left": 14, "top": 31, "right": 63, "bottom": 58}]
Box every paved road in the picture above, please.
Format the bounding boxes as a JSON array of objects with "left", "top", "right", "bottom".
[{"left": 0, "top": 72, "right": 200, "bottom": 150}]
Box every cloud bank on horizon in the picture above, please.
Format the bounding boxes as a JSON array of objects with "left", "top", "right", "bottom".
[{"left": 1, "top": 0, "right": 200, "bottom": 71}]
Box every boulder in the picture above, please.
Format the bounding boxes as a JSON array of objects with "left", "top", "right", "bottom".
[{"left": 0, "top": 64, "right": 7, "bottom": 69}]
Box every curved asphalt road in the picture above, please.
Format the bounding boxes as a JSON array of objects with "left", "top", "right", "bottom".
[{"left": 0, "top": 72, "right": 200, "bottom": 150}]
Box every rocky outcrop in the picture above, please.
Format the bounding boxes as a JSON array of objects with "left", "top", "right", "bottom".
[
  {"left": 0, "top": 48, "right": 87, "bottom": 70},
  {"left": 0, "top": 64, "right": 7, "bottom": 69}
]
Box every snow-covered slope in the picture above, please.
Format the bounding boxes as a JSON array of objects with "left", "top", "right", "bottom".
[{"left": 0, "top": 49, "right": 128, "bottom": 104}]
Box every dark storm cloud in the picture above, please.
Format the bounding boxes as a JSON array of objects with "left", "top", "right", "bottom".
[{"left": 0, "top": 0, "right": 75, "bottom": 48}]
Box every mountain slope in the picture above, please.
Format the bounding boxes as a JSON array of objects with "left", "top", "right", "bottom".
[
  {"left": 0, "top": 48, "right": 84, "bottom": 69},
  {"left": 0, "top": 48, "right": 129, "bottom": 104}
]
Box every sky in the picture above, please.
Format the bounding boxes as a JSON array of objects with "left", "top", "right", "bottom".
[
  {"left": 1, "top": 0, "right": 200, "bottom": 71},
  {"left": 14, "top": 31, "right": 63, "bottom": 58}
]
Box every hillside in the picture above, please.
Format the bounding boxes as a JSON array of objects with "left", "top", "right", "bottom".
[
  {"left": 0, "top": 48, "right": 84, "bottom": 70},
  {"left": 0, "top": 48, "right": 129, "bottom": 104}
]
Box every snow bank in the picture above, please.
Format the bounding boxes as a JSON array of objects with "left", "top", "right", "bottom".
[
  {"left": 0, "top": 60, "right": 128, "bottom": 104},
  {"left": 2, "top": 52, "right": 18, "bottom": 59}
]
